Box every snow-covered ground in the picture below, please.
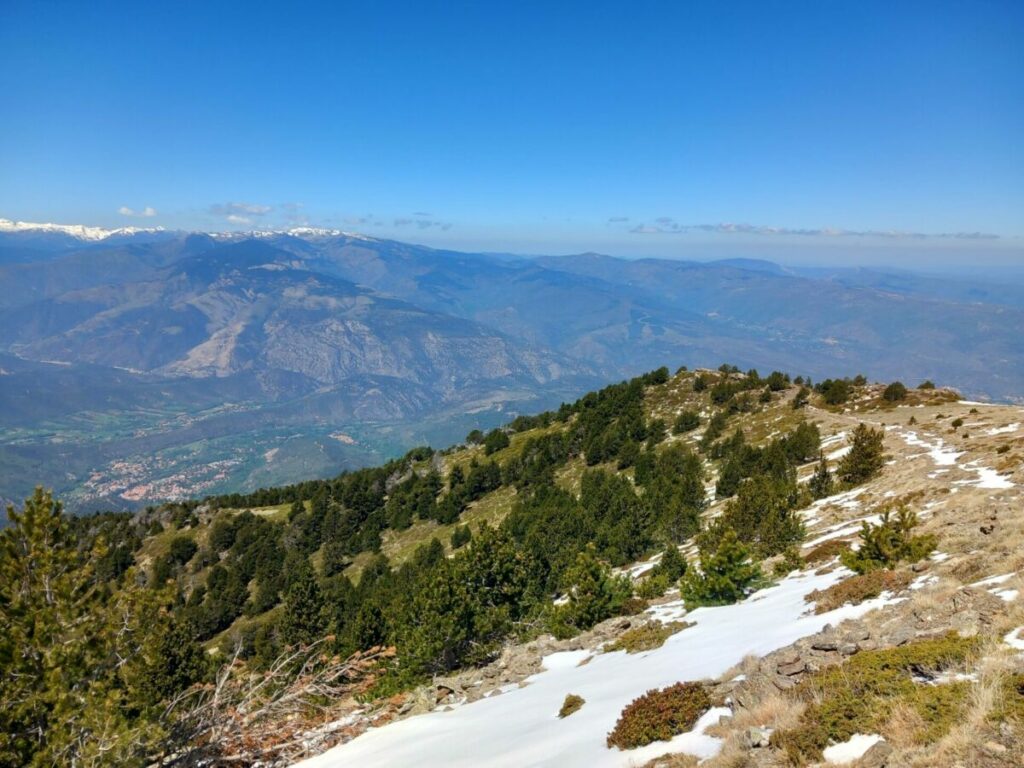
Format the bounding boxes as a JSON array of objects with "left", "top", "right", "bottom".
[
  {"left": 822, "top": 733, "right": 883, "bottom": 764},
  {"left": 296, "top": 569, "right": 895, "bottom": 768},
  {"left": 898, "top": 430, "right": 1014, "bottom": 489}
]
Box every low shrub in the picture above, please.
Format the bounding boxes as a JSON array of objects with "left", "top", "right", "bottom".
[
  {"left": 805, "top": 569, "right": 912, "bottom": 613},
  {"left": 772, "top": 546, "right": 804, "bottom": 577},
  {"left": 605, "top": 621, "right": 693, "bottom": 654},
  {"left": 606, "top": 682, "right": 711, "bottom": 749},
  {"left": 636, "top": 572, "right": 670, "bottom": 599},
  {"left": 991, "top": 673, "right": 1024, "bottom": 724},
  {"left": 803, "top": 538, "right": 850, "bottom": 565},
  {"left": 841, "top": 507, "right": 936, "bottom": 574},
  {"left": 882, "top": 381, "right": 908, "bottom": 402},
  {"left": 618, "top": 596, "right": 650, "bottom": 616},
  {"left": 673, "top": 410, "right": 701, "bottom": 434},
  {"left": 559, "top": 693, "right": 585, "bottom": 718},
  {"left": 772, "top": 634, "right": 979, "bottom": 764},
  {"left": 950, "top": 417, "right": 964, "bottom": 428}
]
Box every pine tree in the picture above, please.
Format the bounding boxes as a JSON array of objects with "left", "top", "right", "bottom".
[
  {"left": 681, "top": 528, "right": 761, "bottom": 607},
  {"left": 654, "top": 544, "right": 687, "bottom": 582},
  {"left": 1, "top": 488, "right": 175, "bottom": 766},
  {"left": 550, "top": 545, "right": 631, "bottom": 637},
  {"left": 841, "top": 507, "right": 936, "bottom": 574},
  {"left": 837, "top": 423, "right": 886, "bottom": 485},
  {"left": 281, "top": 556, "right": 325, "bottom": 646},
  {"left": 808, "top": 452, "right": 834, "bottom": 499}
]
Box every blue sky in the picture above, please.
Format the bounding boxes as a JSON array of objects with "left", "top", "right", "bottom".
[{"left": 1, "top": 1, "right": 1021, "bottom": 264}]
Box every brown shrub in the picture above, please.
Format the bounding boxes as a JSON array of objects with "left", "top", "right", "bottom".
[
  {"left": 606, "top": 682, "right": 710, "bottom": 749},
  {"left": 803, "top": 538, "right": 850, "bottom": 565},
  {"left": 806, "top": 569, "right": 912, "bottom": 614}
]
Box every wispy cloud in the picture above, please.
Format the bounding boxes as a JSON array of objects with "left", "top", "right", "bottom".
[
  {"left": 607, "top": 216, "right": 630, "bottom": 223},
  {"left": 393, "top": 217, "right": 453, "bottom": 231},
  {"left": 626, "top": 220, "right": 1000, "bottom": 240},
  {"left": 118, "top": 205, "right": 157, "bottom": 218},
  {"left": 208, "top": 202, "right": 273, "bottom": 223}
]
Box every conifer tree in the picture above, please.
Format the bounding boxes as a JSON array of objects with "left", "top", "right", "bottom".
[
  {"left": 281, "top": 556, "right": 325, "bottom": 646},
  {"left": 681, "top": 528, "right": 761, "bottom": 607},
  {"left": 808, "top": 452, "right": 834, "bottom": 499},
  {"left": 837, "top": 423, "right": 886, "bottom": 485}
]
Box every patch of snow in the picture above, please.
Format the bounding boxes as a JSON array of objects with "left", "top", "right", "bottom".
[
  {"left": 899, "top": 431, "right": 962, "bottom": 466},
  {"left": 930, "top": 551, "right": 949, "bottom": 562},
  {"left": 913, "top": 669, "right": 977, "bottom": 685},
  {"left": 541, "top": 650, "right": 593, "bottom": 671},
  {"left": 985, "top": 423, "right": 1019, "bottom": 435},
  {"left": 970, "top": 573, "right": 1015, "bottom": 587},
  {"left": 645, "top": 599, "right": 688, "bottom": 624},
  {"left": 1004, "top": 626, "right": 1024, "bottom": 651},
  {"left": 820, "top": 432, "right": 847, "bottom": 448},
  {"left": 296, "top": 570, "right": 895, "bottom": 768},
  {"left": 826, "top": 445, "right": 852, "bottom": 461},
  {"left": 993, "top": 589, "right": 1019, "bottom": 603},
  {"left": 958, "top": 463, "right": 1014, "bottom": 490},
  {"left": 803, "top": 514, "right": 882, "bottom": 549},
  {"left": 822, "top": 733, "right": 884, "bottom": 764},
  {"left": 909, "top": 574, "right": 938, "bottom": 591}
]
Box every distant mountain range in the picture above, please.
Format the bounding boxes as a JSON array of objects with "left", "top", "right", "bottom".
[{"left": 1, "top": 219, "right": 1021, "bottom": 512}]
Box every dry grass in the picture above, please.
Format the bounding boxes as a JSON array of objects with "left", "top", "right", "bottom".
[
  {"left": 702, "top": 694, "right": 805, "bottom": 768},
  {"left": 639, "top": 752, "right": 699, "bottom": 768},
  {"left": 909, "top": 643, "right": 1018, "bottom": 767},
  {"left": 705, "top": 693, "right": 804, "bottom": 739}
]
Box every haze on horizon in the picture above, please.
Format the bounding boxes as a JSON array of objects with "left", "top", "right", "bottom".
[{"left": 1, "top": 1, "right": 1021, "bottom": 267}]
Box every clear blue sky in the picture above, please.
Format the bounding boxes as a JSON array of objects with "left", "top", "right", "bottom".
[{"left": 1, "top": 1, "right": 1021, "bottom": 265}]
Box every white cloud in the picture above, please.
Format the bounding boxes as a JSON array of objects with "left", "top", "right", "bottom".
[
  {"left": 626, "top": 221, "right": 999, "bottom": 240},
  {"left": 118, "top": 205, "right": 157, "bottom": 218},
  {"left": 226, "top": 214, "right": 252, "bottom": 225},
  {"left": 209, "top": 202, "right": 273, "bottom": 219}
]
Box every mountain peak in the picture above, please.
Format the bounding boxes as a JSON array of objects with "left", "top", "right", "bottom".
[{"left": 0, "top": 217, "right": 166, "bottom": 241}]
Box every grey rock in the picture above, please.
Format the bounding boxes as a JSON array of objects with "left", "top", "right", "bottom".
[
  {"left": 777, "top": 660, "right": 806, "bottom": 676},
  {"left": 856, "top": 739, "right": 893, "bottom": 768},
  {"left": 743, "top": 726, "right": 772, "bottom": 748}
]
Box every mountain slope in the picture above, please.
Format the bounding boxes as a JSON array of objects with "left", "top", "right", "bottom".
[{"left": 1, "top": 222, "right": 1022, "bottom": 512}]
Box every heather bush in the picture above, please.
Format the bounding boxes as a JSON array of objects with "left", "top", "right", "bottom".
[{"left": 606, "top": 682, "right": 711, "bottom": 749}]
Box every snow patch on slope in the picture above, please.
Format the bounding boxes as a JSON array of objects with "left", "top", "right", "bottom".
[{"left": 296, "top": 569, "right": 896, "bottom": 768}]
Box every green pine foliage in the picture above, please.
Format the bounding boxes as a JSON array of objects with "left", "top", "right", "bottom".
[
  {"left": 837, "top": 423, "right": 886, "bottom": 485},
  {"left": 549, "top": 545, "right": 632, "bottom": 639},
  {"left": 673, "top": 409, "right": 701, "bottom": 434},
  {"left": 483, "top": 428, "right": 511, "bottom": 455},
  {"left": 883, "top": 381, "right": 908, "bottom": 401},
  {"left": 0, "top": 488, "right": 207, "bottom": 767},
  {"left": 808, "top": 452, "right": 834, "bottom": 499},
  {"left": 841, "top": 507, "right": 937, "bottom": 574},
  {"left": 681, "top": 528, "right": 762, "bottom": 607}
]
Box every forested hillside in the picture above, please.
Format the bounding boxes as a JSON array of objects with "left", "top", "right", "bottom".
[{"left": 7, "top": 364, "right": 996, "bottom": 767}]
